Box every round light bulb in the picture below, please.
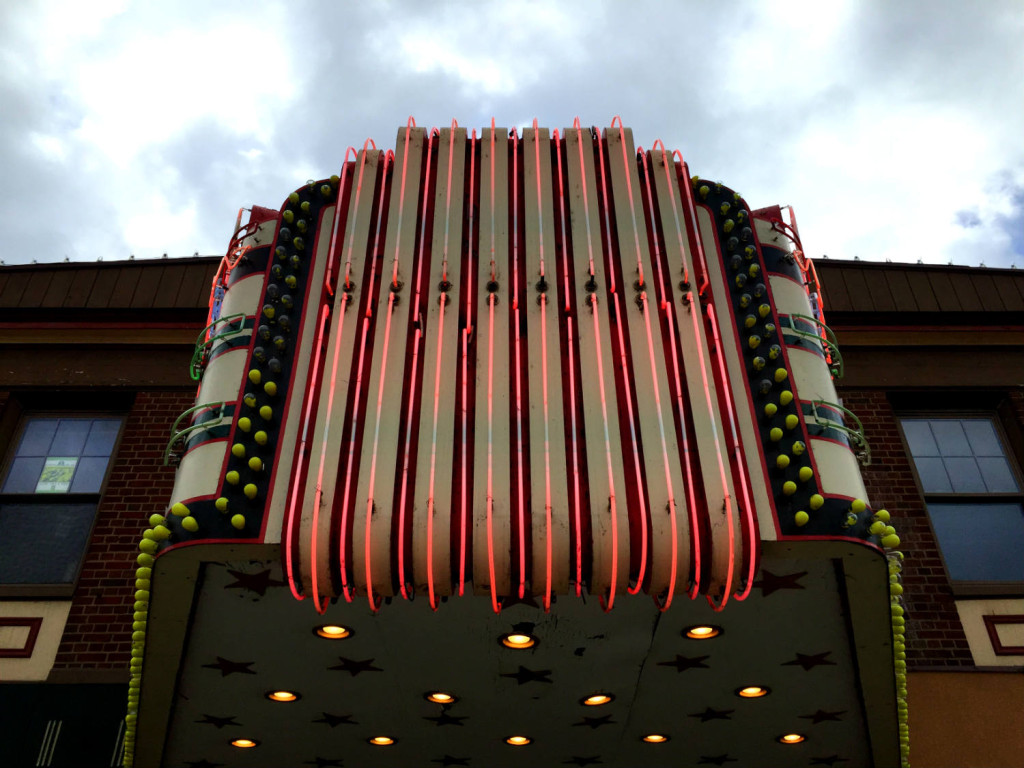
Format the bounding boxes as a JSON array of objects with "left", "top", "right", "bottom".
[
  {"left": 582, "top": 694, "right": 613, "bottom": 706},
  {"left": 778, "top": 733, "right": 806, "bottom": 744},
  {"left": 315, "top": 625, "right": 351, "bottom": 639},
  {"left": 501, "top": 633, "right": 536, "bottom": 649},
  {"left": 685, "top": 625, "right": 721, "bottom": 639},
  {"left": 231, "top": 738, "right": 258, "bottom": 748},
  {"left": 506, "top": 735, "right": 531, "bottom": 746},
  {"left": 369, "top": 736, "right": 395, "bottom": 746},
  {"left": 643, "top": 734, "right": 669, "bottom": 743}
]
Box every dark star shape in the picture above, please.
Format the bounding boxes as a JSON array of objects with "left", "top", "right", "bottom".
[
  {"left": 800, "top": 709, "right": 846, "bottom": 724},
  {"left": 689, "top": 707, "right": 734, "bottom": 722},
  {"left": 425, "top": 711, "right": 468, "bottom": 726},
  {"left": 698, "top": 756, "right": 738, "bottom": 766},
  {"left": 328, "top": 657, "right": 383, "bottom": 676},
  {"left": 225, "top": 568, "right": 285, "bottom": 596},
  {"left": 195, "top": 714, "right": 240, "bottom": 728},
  {"left": 500, "top": 665, "right": 553, "bottom": 684},
  {"left": 657, "top": 654, "right": 710, "bottom": 672},
  {"left": 752, "top": 569, "right": 808, "bottom": 597},
  {"left": 432, "top": 756, "right": 470, "bottom": 766},
  {"left": 563, "top": 757, "right": 602, "bottom": 766},
  {"left": 782, "top": 651, "right": 837, "bottom": 671},
  {"left": 303, "top": 759, "right": 343, "bottom": 767},
  {"left": 810, "top": 756, "right": 849, "bottom": 766},
  {"left": 185, "top": 761, "right": 224, "bottom": 768},
  {"left": 572, "top": 714, "right": 615, "bottom": 729},
  {"left": 201, "top": 656, "right": 256, "bottom": 676},
  {"left": 313, "top": 712, "right": 357, "bottom": 727}
]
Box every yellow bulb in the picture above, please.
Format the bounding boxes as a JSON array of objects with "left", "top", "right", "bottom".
[
  {"left": 737, "top": 686, "right": 769, "bottom": 698},
  {"left": 769, "top": 428, "right": 783, "bottom": 442},
  {"left": 260, "top": 406, "right": 273, "bottom": 421},
  {"left": 231, "top": 514, "right": 246, "bottom": 530},
  {"left": 170, "top": 502, "right": 189, "bottom": 517},
  {"left": 782, "top": 481, "right": 797, "bottom": 496},
  {"left": 764, "top": 403, "right": 778, "bottom": 418},
  {"left": 231, "top": 738, "right": 258, "bottom": 748},
  {"left": 791, "top": 440, "right": 805, "bottom": 455},
  {"left": 248, "top": 456, "right": 263, "bottom": 472},
  {"left": 426, "top": 692, "right": 456, "bottom": 704},
  {"left": 685, "top": 625, "right": 721, "bottom": 639},
  {"left": 506, "top": 736, "right": 531, "bottom": 746},
  {"left": 779, "top": 390, "right": 794, "bottom": 406},
  {"left": 643, "top": 734, "right": 669, "bottom": 743},
  {"left": 779, "top": 733, "right": 805, "bottom": 744},
  {"left": 369, "top": 736, "right": 395, "bottom": 746},
  {"left": 776, "top": 454, "right": 790, "bottom": 469},
  {"left": 254, "top": 430, "right": 268, "bottom": 445},
  {"left": 215, "top": 497, "right": 229, "bottom": 512},
  {"left": 266, "top": 690, "right": 298, "bottom": 702},
  {"left": 501, "top": 633, "right": 536, "bottom": 649},
  {"left": 248, "top": 369, "right": 261, "bottom": 385},
  {"left": 181, "top": 516, "right": 199, "bottom": 532},
  {"left": 583, "top": 694, "right": 613, "bottom": 706},
  {"left": 809, "top": 493, "right": 824, "bottom": 510},
  {"left": 264, "top": 381, "right": 278, "bottom": 397},
  {"left": 785, "top": 414, "right": 799, "bottom": 430},
  {"left": 237, "top": 417, "right": 251, "bottom": 432},
  {"left": 794, "top": 511, "right": 809, "bottom": 527},
  {"left": 316, "top": 625, "right": 351, "bottom": 639},
  {"left": 243, "top": 483, "right": 258, "bottom": 499},
  {"left": 226, "top": 471, "right": 240, "bottom": 485},
  {"left": 231, "top": 443, "right": 246, "bottom": 458},
  {"left": 774, "top": 368, "right": 789, "bottom": 383},
  {"left": 799, "top": 466, "right": 813, "bottom": 482}
]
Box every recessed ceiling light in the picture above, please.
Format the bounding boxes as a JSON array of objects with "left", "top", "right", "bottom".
[
  {"left": 684, "top": 625, "right": 721, "bottom": 639},
  {"left": 425, "top": 691, "right": 457, "bottom": 704},
  {"left": 265, "top": 690, "right": 300, "bottom": 702},
  {"left": 736, "top": 686, "right": 770, "bottom": 698},
  {"left": 231, "top": 738, "right": 259, "bottom": 748},
  {"left": 778, "top": 733, "right": 806, "bottom": 744},
  {"left": 582, "top": 694, "right": 614, "bottom": 706},
  {"left": 368, "top": 736, "right": 395, "bottom": 746},
  {"left": 506, "top": 735, "right": 532, "bottom": 746},
  {"left": 643, "top": 734, "right": 670, "bottom": 743},
  {"left": 500, "top": 632, "right": 536, "bottom": 649},
  {"left": 315, "top": 624, "right": 351, "bottom": 639}
]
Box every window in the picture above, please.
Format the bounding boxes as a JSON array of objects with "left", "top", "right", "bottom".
[
  {"left": 901, "top": 416, "right": 1024, "bottom": 585},
  {"left": 0, "top": 416, "right": 123, "bottom": 594}
]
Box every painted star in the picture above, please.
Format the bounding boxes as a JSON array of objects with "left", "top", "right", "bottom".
[
  {"left": 752, "top": 569, "right": 808, "bottom": 597},
  {"left": 500, "top": 665, "right": 553, "bottom": 684},
  {"left": 432, "top": 756, "right": 470, "bottom": 766},
  {"left": 689, "top": 707, "right": 733, "bottom": 722},
  {"left": 313, "top": 713, "right": 357, "bottom": 727},
  {"left": 425, "top": 711, "right": 468, "bottom": 726},
  {"left": 195, "top": 714, "right": 240, "bottom": 728},
  {"left": 303, "top": 759, "right": 343, "bottom": 767},
  {"left": 810, "top": 756, "right": 849, "bottom": 766},
  {"left": 201, "top": 657, "right": 256, "bottom": 676},
  {"left": 328, "top": 657, "right": 383, "bottom": 676},
  {"left": 657, "top": 654, "right": 710, "bottom": 672},
  {"left": 185, "top": 761, "right": 224, "bottom": 768},
  {"left": 782, "top": 651, "right": 837, "bottom": 671},
  {"left": 800, "top": 709, "right": 846, "bottom": 724},
  {"left": 573, "top": 714, "right": 615, "bottom": 729},
  {"left": 698, "top": 756, "right": 738, "bottom": 765},
  {"left": 563, "top": 757, "right": 602, "bottom": 766},
  {"left": 225, "top": 568, "right": 285, "bottom": 596}
]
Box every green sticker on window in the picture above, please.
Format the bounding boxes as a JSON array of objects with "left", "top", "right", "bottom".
[{"left": 36, "top": 457, "right": 77, "bottom": 493}]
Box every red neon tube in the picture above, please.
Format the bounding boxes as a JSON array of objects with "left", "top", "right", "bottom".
[
  {"left": 511, "top": 127, "right": 528, "bottom": 600},
  {"left": 458, "top": 129, "right": 477, "bottom": 597},
  {"left": 485, "top": 120, "right": 500, "bottom": 614},
  {"left": 674, "top": 150, "right": 710, "bottom": 297}
]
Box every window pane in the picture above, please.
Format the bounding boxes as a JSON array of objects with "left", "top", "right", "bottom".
[
  {"left": 50, "top": 419, "right": 91, "bottom": 456},
  {"left": 2, "top": 457, "right": 45, "bottom": 493},
  {"left": 928, "top": 502, "right": 1024, "bottom": 581},
  {"left": 915, "top": 457, "right": 952, "bottom": 493},
  {"left": 902, "top": 420, "right": 938, "bottom": 457},
  {"left": 944, "top": 457, "right": 986, "bottom": 493},
  {"left": 0, "top": 503, "right": 96, "bottom": 584},
  {"left": 978, "top": 457, "right": 1020, "bottom": 493},
  {"left": 963, "top": 419, "right": 1004, "bottom": 457},
  {"left": 70, "top": 456, "right": 111, "bottom": 494},
  {"left": 931, "top": 420, "right": 972, "bottom": 457},
  {"left": 84, "top": 419, "right": 120, "bottom": 457},
  {"left": 16, "top": 419, "right": 58, "bottom": 457}
]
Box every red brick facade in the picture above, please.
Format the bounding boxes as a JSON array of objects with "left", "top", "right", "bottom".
[{"left": 50, "top": 390, "right": 194, "bottom": 674}]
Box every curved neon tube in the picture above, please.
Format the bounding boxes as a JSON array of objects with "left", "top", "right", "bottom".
[
  {"left": 511, "top": 127, "right": 527, "bottom": 600},
  {"left": 485, "top": 120, "right": 501, "bottom": 614},
  {"left": 458, "top": 129, "right": 478, "bottom": 597},
  {"left": 673, "top": 150, "right": 711, "bottom": 297},
  {"left": 652, "top": 140, "right": 688, "bottom": 286}
]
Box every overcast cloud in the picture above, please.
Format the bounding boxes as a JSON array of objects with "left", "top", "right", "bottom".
[{"left": 1, "top": 0, "right": 1021, "bottom": 267}]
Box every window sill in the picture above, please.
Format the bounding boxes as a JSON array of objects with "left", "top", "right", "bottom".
[
  {"left": 0, "top": 584, "right": 76, "bottom": 599},
  {"left": 950, "top": 582, "right": 1024, "bottom": 598}
]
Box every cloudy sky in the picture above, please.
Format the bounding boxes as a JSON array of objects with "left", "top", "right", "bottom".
[{"left": 1, "top": 0, "right": 1021, "bottom": 268}]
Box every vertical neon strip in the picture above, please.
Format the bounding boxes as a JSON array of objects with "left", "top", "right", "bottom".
[
  {"left": 397, "top": 128, "right": 438, "bottom": 600},
  {"left": 511, "top": 127, "right": 527, "bottom": 600},
  {"left": 554, "top": 129, "right": 583, "bottom": 595},
  {"left": 532, "top": 121, "right": 553, "bottom": 611},
  {"left": 674, "top": 151, "right": 711, "bottom": 297},
  {"left": 652, "top": 140, "right": 688, "bottom": 286},
  {"left": 573, "top": 119, "right": 618, "bottom": 610},
  {"left": 486, "top": 120, "right": 501, "bottom": 614},
  {"left": 338, "top": 148, "right": 392, "bottom": 606},
  {"left": 597, "top": 126, "right": 646, "bottom": 595},
  {"left": 686, "top": 290, "right": 734, "bottom": 603},
  {"left": 706, "top": 303, "right": 758, "bottom": 604},
  {"left": 459, "top": 129, "right": 477, "bottom": 597},
  {"left": 391, "top": 117, "right": 416, "bottom": 288}
]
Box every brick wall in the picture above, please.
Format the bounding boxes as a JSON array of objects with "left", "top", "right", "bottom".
[
  {"left": 51, "top": 390, "right": 195, "bottom": 674},
  {"left": 838, "top": 388, "right": 974, "bottom": 668}
]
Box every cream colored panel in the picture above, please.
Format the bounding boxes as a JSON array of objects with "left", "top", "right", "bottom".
[
  {"left": 299, "top": 152, "right": 382, "bottom": 597},
  {"left": 240, "top": 217, "right": 278, "bottom": 249},
  {"left": 353, "top": 128, "right": 425, "bottom": 598},
  {"left": 769, "top": 273, "right": 815, "bottom": 318},
  {"left": 196, "top": 348, "right": 247, "bottom": 406},
  {"left": 0, "top": 601, "right": 71, "bottom": 681},
  {"left": 955, "top": 598, "right": 1024, "bottom": 666},
  {"left": 754, "top": 217, "right": 790, "bottom": 251},
  {"left": 473, "top": 126, "right": 512, "bottom": 599},
  {"left": 523, "top": 126, "right": 571, "bottom": 598},
  {"left": 808, "top": 438, "right": 869, "bottom": 503},
  {"left": 604, "top": 128, "right": 689, "bottom": 597},
  {"left": 219, "top": 274, "right": 264, "bottom": 320},
  {"left": 563, "top": 125, "right": 629, "bottom": 599},
  {"left": 413, "top": 129, "right": 466, "bottom": 597},
  {"left": 169, "top": 440, "right": 228, "bottom": 506},
  {"left": 787, "top": 347, "right": 839, "bottom": 405},
  {"left": 264, "top": 204, "right": 337, "bottom": 544},
  {"left": 695, "top": 206, "right": 748, "bottom": 596}
]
